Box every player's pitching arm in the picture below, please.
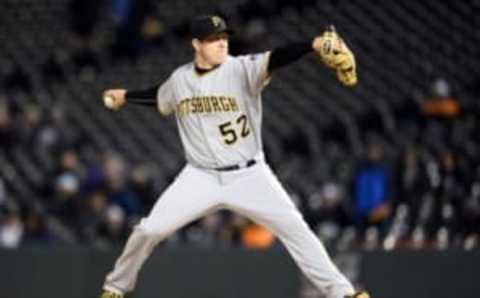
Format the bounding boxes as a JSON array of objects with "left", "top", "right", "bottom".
[{"left": 103, "top": 87, "right": 158, "bottom": 111}]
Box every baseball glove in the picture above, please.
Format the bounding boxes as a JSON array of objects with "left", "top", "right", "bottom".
[{"left": 315, "top": 27, "right": 357, "bottom": 87}]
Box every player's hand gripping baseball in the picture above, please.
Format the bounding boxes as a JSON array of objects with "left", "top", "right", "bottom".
[
  {"left": 313, "top": 26, "right": 358, "bottom": 87},
  {"left": 103, "top": 89, "right": 127, "bottom": 111}
]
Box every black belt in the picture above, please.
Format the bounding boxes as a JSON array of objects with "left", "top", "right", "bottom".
[{"left": 215, "top": 159, "right": 257, "bottom": 171}]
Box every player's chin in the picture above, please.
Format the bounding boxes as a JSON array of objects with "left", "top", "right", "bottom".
[{"left": 215, "top": 53, "right": 228, "bottom": 64}]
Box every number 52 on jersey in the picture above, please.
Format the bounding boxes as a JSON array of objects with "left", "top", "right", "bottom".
[{"left": 218, "top": 114, "right": 251, "bottom": 145}]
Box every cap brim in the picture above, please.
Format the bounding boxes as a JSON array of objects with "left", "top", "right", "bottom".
[{"left": 198, "top": 29, "right": 234, "bottom": 40}]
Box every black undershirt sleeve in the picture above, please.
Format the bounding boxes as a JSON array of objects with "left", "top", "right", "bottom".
[
  {"left": 267, "top": 40, "right": 313, "bottom": 74},
  {"left": 125, "top": 86, "right": 158, "bottom": 106}
]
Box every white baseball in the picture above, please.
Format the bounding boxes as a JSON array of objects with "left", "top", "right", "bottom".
[{"left": 104, "top": 94, "right": 116, "bottom": 109}]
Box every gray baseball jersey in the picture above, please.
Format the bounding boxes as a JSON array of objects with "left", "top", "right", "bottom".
[{"left": 156, "top": 53, "right": 271, "bottom": 168}]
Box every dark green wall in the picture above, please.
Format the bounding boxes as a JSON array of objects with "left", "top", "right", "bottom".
[
  {"left": 1, "top": 248, "right": 479, "bottom": 298},
  {"left": 0, "top": 247, "right": 300, "bottom": 298},
  {"left": 360, "top": 250, "right": 480, "bottom": 298}
]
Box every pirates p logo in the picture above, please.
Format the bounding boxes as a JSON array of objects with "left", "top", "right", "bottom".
[{"left": 211, "top": 16, "right": 222, "bottom": 28}]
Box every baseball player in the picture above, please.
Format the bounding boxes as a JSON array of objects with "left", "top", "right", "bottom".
[{"left": 100, "top": 15, "right": 366, "bottom": 298}]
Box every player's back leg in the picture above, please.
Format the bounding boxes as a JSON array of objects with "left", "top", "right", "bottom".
[{"left": 103, "top": 165, "right": 223, "bottom": 296}]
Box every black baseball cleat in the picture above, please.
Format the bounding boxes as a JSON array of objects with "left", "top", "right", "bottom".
[
  {"left": 100, "top": 290, "right": 124, "bottom": 298},
  {"left": 345, "top": 291, "right": 370, "bottom": 298}
]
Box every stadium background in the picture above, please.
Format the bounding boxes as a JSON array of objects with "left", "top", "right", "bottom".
[{"left": 0, "top": 0, "right": 479, "bottom": 298}]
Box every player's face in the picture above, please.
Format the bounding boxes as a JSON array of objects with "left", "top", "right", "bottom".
[{"left": 194, "top": 33, "right": 229, "bottom": 67}]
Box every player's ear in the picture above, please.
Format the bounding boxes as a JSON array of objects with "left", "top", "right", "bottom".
[{"left": 192, "top": 38, "right": 201, "bottom": 52}]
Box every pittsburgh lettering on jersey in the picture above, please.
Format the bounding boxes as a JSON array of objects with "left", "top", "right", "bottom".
[{"left": 176, "top": 96, "right": 239, "bottom": 117}]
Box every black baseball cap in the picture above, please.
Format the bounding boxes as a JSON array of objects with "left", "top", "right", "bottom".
[{"left": 190, "top": 15, "right": 234, "bottom": 40}]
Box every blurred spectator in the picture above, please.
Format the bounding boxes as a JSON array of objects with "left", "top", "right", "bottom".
[
  {"left": 394, "top": 147, "right": 429, "bottom": 226},
  {"left": 77, "top": 191, "right": 108, "bottom": 243},
  {"left": 22, "top": 204, "right": 57, "bottom": 246},
  {"left": 223, "top": 213, "right": 249, "bottom": 246},
  {"left": 82, "top": 148, "right": 106, "bottom": 195},
  {"left": 352, "top": 142, "right": 391, "bottom": 231},
  {"left": 184, "top": 213, "right": 226, "bottom": 247},
  {"left": 0, "top": 179, "right": 6, "bottom": 207},
  {"left": 419, "top": 78, "right": 460, "bottom": 119},
  {"left": 46, "top": 103, "right": 82, "bottom": 151},
  {"left": 48, "top": 173, "right": 81, "bottom": 229},
  {"left": 130, "top": 164, "right": 157, "bottom": 212},
  {"left": 0, "top": 203, "right": 24, "bottom": 249},
  {"left": 241, "top": 222, "right": 276, "bottom": 249},
  {"left": 98, "top": 204, "right": 128, "bottom": 245},
  {"left": 462, "top": 182, "right": 480, "bottom": 241},
  {"left": 42, "top": 148, "right": 85, "bottom": 201},
  {"left": 58, "top": 148, "right": 83, "bottom": 175},
  {"left": 0, "top": 101, "right": 16, "bottom": 149},
  {"left": 312, "top": 181, "right": 352, "bottom": 245},
  {"left": 430, "top": 150, "right": 464, "bottom": 248},
  {"left": 103, "top": 154, "right": 143, "bottom": 219},
  {"left": 110, "top": 0, "right": 156, "bottom": 58},
  {"left": 17, "top": 103, "right": 44, "bottom": 146}
]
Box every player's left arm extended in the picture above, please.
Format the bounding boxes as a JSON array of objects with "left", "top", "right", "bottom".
[
  {"left": 268, "top": 28, "right": 357, "bottom": 87},
  {"left": 267, "top": 41, "right": 312, "bottom": 73}
]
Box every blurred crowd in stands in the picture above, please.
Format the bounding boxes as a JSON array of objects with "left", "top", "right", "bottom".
[{"left": 0, "top": 0, "right": 479, "bottom": 251}]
